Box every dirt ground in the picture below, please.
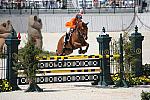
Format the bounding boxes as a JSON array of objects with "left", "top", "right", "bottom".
[
  {"left": 0, "top": 31, "right": 150, "bottom": 100},
  {"left": 0, "top": 82, "right": 150, "bottom": 100}
]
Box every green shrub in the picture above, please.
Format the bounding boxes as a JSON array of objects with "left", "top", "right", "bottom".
[
  {"left": 141, "top": 91, "right": 150, "bottom": 100},
  {"left": 0, "top": 79, "right": 12, "bottom": 92},
  {"left": 111, "top": 73, "right": 150, "bottom": 85},
  {"left": 142, "top": 64, "right": 150, "bottom": 76}
]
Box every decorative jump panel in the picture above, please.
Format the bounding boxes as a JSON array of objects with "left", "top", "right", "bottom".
[
  {"left": 17, "top": 74, "right": 100, "bottom": 85},
  {"left": 18, "top": 67, "right": 101, "bottom": 76},
  {"left": 38, "top": 59, "right": 100, "bottom": 69}
]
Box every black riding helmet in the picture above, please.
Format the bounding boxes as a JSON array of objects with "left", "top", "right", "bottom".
[{"left": 76, "top": 14, "right": 82, "bottom": 19}]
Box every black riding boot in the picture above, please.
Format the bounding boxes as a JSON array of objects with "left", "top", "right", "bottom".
[{"left": 64, "top": 32, "right": 69, "bottom": 46}]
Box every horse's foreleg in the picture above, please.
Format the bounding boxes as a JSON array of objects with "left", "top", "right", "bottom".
[
  {"left": 78, "top": 47, "right": 82, "bottom": 54},
  {"left": 73, "top": 42, "right": 89, "bottom": 54},
  {"left": 85, "top": 43, "right": 89, "bottom": 51},
  {"left": 82, "top": 43, "right": 89, "bottom": 54},
  {"left": 73, "top": 42, "right": 82, "bottom": 48},
  {"left": 73, "top": 42, "right": 84, "bottom": 54}
]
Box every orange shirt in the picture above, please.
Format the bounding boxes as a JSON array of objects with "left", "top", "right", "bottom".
[{"left": 65, "top": 18, "right": 77, "bottom": 29}]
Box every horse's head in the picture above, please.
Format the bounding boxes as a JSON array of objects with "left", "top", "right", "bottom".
[{"left": 77, "top": 22, "right": 88, "bottom": 40}]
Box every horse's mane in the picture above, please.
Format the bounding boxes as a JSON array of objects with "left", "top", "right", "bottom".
[
  {"left": 77, "top": 22, "right": 87, "bottom": 29},
  {"left": 82, "top": 22, "right": 88, "bottom": 28}
]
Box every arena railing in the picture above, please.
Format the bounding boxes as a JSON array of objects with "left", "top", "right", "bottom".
[{"left": 0, "top": 1, "right": 136, "bottom": 14}]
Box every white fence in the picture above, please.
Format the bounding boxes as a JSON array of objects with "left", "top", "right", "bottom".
[{"left": 0, "top": 13, "right": 150, "bottom": 33}]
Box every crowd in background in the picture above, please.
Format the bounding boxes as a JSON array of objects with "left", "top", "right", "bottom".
[
  {"left": 0, "top": 0, "right": 148, "bottom": 10},
  {"left": 0, "top": 0, "right": 63, "bottom": 9}
]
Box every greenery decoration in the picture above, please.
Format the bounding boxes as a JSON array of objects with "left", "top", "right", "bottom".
[
  {"left": 141, "top": 91, "right": 150, "bottom": 100},
  {"left": 0, "top": 79, "right": 12, "bottom": 92},
  {"left": 13, "top": 41, "right": 43, "bottom": 92}
]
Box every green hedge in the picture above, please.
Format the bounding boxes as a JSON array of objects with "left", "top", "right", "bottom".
[
  {"left": 111, "top": 73, "right": 150, "bottom": 85},
  {"left": 141, "top": 91, "right": 150, "bottom": 100}
]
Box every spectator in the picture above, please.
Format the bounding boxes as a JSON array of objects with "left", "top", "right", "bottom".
[
  {"left": 57, "top": 0, "right": 61, "bottom": 8},
  {"left": 142, "top": 0, "right": 147, "bottom": 12}
]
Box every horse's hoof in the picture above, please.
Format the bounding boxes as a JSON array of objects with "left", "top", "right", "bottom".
[
  {"left": 82, "top": 50, "right": 87, "bottom": 54},
  {"left": 78, "top": 50, "right": 82, "bottom": 54}
]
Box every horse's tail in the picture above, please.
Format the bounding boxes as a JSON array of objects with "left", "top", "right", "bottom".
[
  {"left": 56, "top": 49, "right": 65, "bottom": 56},
  {"left": 56, "top": 35, "right": 65, "bottom": 56}
]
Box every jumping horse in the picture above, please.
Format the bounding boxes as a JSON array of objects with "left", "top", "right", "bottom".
[{"left": 56, "top": 22, "right": 89, "bottom": 56}]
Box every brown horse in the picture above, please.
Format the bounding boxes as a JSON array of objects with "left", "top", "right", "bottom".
[{"left": 56, "top": 22, "right": 89, "bottom": 56}]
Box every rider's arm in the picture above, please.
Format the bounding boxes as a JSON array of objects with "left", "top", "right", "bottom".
[
  {"left": 70, "top": 18, "right": 76, "bottom": 29},
  {"left": 70, "top": 22, "right": 76, "bottom": 29}
]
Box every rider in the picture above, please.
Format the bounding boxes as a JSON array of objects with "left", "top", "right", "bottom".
[{"left": 64, "top": 9, "right": 84, "bottom": 46}]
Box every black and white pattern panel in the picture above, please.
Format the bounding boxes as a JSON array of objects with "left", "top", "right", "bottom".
[
  {"left": 17, "top": 74, "right": 100, "bottom": 85},
  {"left": 38, "top": 59, "right": 100, "bottom": 69}
]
